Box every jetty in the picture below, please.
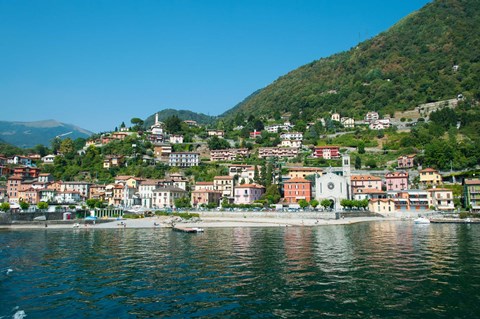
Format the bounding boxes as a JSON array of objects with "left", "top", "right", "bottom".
[
  {"left": 430, "top": 218, "right": 480, "bottom": 224},
  {"left": 172, "top": 226, "right": 204, "bottom": 233}
]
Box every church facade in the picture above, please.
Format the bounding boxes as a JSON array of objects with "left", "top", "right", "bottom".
[{"left": 315, "top": 155, "right": 351, "bottom": 209}]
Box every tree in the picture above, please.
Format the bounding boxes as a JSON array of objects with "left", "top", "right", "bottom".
[
  {"left": 298, "top": 199, "right": 309, "bottom": 209},
  {"left": 0, "top": 202, "right": 10, "bottom": 212},
  {"left": 19, "top": 201, "right": 30, "bottom": 210},
  {"left": 164, "top": 115, "right": 183, "bottom": 134},
  {"left": 59, "top": 138, "right": 75, "bottom": 158},
  {"left": 37, "top": 202, "right": 48, "bottom": 210},
  {"left": 340, "top": 199, "right": 353, "bottom": 210},
  {"left": 174, "top": 197, "right": 191, "bottom": 209},
  {"left": 86, "top": 199, "right": 98, "bottom": 209},
  {"left": 51, "top": 137, "right": 62, "bottom": 154},
  {"left": 365, "top": 158, "right": 377, "bottom": 168},
  {"left": 355, "top": 155, "right": 362, "bottom": 169},
  {"left": 262, "top": 184, "right": 281, "bottom": 204},
  {"left": 321, "top": 199, "right": 332, "bottom": 210},
  {"left": 254, "top": 165, "right": 260, "bottom": 184},
  {"left": 131, "top": 118, "right": 144, "bottom": 131},
  {"left": 34, "top": 144, "right": 48, "bottom": 157},
  {"left": 260, "top": 164, "right": 267, "bottom": 186},
  {"left": 265, "top": 162, "right": 273, "bottom": 187},
  {"left": 310, "top": 199, "right": 319, "bottom": 210},
  {"left": 358, "top": 141, "right": 365, "bottom": 154},
  {"left": 207, "top": 136, "right": 230, "bottom": 150}
]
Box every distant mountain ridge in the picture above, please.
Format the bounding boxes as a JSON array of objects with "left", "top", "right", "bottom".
[
  {"left": 221, "top": 0, "right": 480, "bottom": 121},
  {"left": 144, "top": 109, "right": 216, "bottom": 127},
  {"left": 0, "top": 120, "right": 93, "bottom": 148}
]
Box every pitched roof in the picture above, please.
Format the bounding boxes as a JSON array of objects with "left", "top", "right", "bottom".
[
  {"left": 351, "top": 175, "right": 382, "bottom": 181},
  {"left": 235, "top": 183, "right": 265, "bottom": 189},
  {"left": 284, "top": 177, "right": 311, "bottom": 183},
  {"left": 214, "top": 175, "right": 234, "bottom": 180},
  {"left": 465, "top": 179, "right": 480, "bottom": 185}
]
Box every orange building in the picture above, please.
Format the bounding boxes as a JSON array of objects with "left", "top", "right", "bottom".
[{"left": 283, "top": 178, "right": 312, "bottom": 203}]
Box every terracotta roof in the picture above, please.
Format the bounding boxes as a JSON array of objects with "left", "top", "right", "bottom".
[
  {"left": 284, "top": 177, "right": 311, "bottom": 183},
  {"left": 235, "top": 183, "right": 265, "bottom": 189},
  {"left": 192, "top": 189, "right": 222, "bottom": 194},
  {"left": 420, "top": 168, "right": 438, "bottom": 173},
  {"left": 196, "top": 182, "right": 214, "bottom": 185},
  {"left": 465, "top": 179, "right": 480, "bottom": 185},
  {"left": 386, "top": 171, "right": 408, "bottom": 177},
  {"left": 351, "top": 175, "right": 382, "bottom": 181},
  {"left": 214, "top": 175, "right": 234, "bottom": 180},
  {"left": 287, "top": 167, "right": 323, "bottom": 172},
  {"left": 369, "top": 198, "right": 394, "bottom": 203},
  {"left": 315, "top": 145, "right": 340, "bottom": 149},
  {"left": 427, "top": 188, "right": 451, "bottom": 192}
]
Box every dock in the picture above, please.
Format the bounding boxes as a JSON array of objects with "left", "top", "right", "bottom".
[
  {"left": 430, "top": 218, "right": 480, "bottom": 224},
  {"left": 172, "top": 226, "right": 204, "bottom": 233}
]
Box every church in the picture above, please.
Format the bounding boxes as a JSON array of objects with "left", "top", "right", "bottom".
[{"left": 315, "top": 155, "right": 351, "bottom": 209}]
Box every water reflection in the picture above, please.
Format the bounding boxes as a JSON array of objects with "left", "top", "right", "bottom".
[{"left": 1, "top": 222, "right": 480, "bottom": 318}]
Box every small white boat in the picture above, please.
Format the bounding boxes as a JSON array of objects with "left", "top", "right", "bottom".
[
  {"left": 414, "top": 217, "right": 431, "bottom": 224},
  {"left": 192, "top": 227, "right": 204, "bottom": 232},
  {"left": 72, "top": 223, "right": 80, "bottom": 228}
]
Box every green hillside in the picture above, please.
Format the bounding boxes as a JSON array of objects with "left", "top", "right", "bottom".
[
  {"left": 144, "top": 109, "right": 216, "bottom": 127},
  {"left": 222, "top": 0, "right": 480, "bottom": 121}
]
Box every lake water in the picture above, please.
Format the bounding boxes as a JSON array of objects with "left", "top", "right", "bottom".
[{"left": 1, "top": 221, "right": 480, "bottom": 318}]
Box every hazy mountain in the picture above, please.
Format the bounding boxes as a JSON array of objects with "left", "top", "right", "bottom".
[
  {"left": 221, "top": 0, "right": 480, "bottom": 121},
  {"left": 0, "top": 120, "right": 93, "bottom": 148}
]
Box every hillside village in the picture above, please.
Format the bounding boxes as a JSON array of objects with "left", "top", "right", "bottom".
[{"left": 1, "top": 103, "right": 479, "bottom": 217}]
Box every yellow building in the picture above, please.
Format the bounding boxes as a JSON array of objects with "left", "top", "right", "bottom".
[
  {"left": 368, "top": 198, "right": 395, "bottom": 214},
  {"left": 419, "top": 168, "right": 442, "bottom": 187},
  {"left": 287, "top": 167, "right": 323, "bottom": 179}
]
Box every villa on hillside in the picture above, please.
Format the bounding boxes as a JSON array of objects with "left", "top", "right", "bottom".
[
  {"left": 397, "top": 155, "right": 416, "bottom": 169},
  {"left": 419, "top": 168, "right": 442, "bottom": 187},
  {"left": 210, "top": 148, "right": 249, "bottom": 161},
  {"left": 168, "top": 152, "right": 199, "bottom": 167},
  {"left": 313, "top": 146, "right": 340, "bottom": 159}
]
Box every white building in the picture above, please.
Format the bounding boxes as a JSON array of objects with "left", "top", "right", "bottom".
[
  {"left": 169, "top": 152, "right": 199, "bottom": 167},
  {"left": 280, "top": 132, "right": 303, "bottom": 140},
  {"left": 365, "top": 111, "right": 379, "bottom": 122},
  {"left": 169, "top": 135, "right": 184, "bottom": 144},
  {"left": 315, "top": 155, "right": 351, "bottom": 209},
  {"left": 42, "top": 154, "right": 56, "bottom": 164}
]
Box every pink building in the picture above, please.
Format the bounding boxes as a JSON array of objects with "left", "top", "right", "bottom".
[
  {"left": 234, "top": 184, "right": 265, "bottom": 205},
  {"left": 385, "top": 171, "right": 409, "bottom": 191},
  {"left": 191, "top": 189, "right": 222, "bottom": 208},
  {"left": 397, "top": 155, "right": 416, "bottom": 169}
]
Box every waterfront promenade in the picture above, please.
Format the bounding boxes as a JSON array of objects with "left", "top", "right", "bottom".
[{"left": 0, "top": 211, "right": 392, "bottom": 229}]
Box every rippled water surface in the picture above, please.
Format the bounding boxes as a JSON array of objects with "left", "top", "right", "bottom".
[{"left": 1, "top": 221, "right": 480, "bottom": 318}]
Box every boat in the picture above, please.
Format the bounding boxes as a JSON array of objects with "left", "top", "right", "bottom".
[
  {"left": 414, "top": 217, "right": 431, "bottom": 224},
  {"left": 72, "top": 223, "right": 80, "bottom": 228},
  {"left": 173, "top": 226, "right": 204, "bottom": 233}
]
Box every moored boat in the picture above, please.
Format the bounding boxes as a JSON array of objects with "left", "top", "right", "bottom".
[{"left": 414, "top": 217, "right": 431, "bottom": 224}]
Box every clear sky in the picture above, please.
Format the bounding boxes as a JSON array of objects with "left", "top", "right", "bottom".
[{"left": 0, "top": 0, "right": 431, "bottom": 133}]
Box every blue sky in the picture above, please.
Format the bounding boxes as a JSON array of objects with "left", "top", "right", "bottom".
[{"left": 0, "top": 0, "right": 430, "bottom": 132}]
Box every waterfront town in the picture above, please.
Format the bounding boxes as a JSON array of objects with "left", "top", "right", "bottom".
[{"left": 1, "top": 108, "right": 478, "bottom": 220}]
